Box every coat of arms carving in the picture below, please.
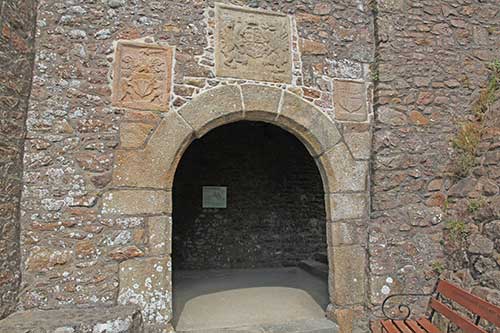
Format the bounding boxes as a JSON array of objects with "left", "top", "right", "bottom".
[
  {"left": 333, "top": 80, "right": 368, "bottom": 122},
  {"left": 215, "top": 3, "right": 292, "bottom": 83},
  {"left": 112, "top": 42, "right": 173, "bottom": 112}
]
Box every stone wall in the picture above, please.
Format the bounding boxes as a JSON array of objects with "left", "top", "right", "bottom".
[
  {"left": 438, "top": 80, "right": 500, "bottom": 332},
  {"left": 173, "top": 121, "right": 326, "bottom": 270},
  {"left": 370, "top": 0, "right": 500, "bottom": 327},
  {"left": 20, "top": 1, "right": 373, "bottom": 331},
  {"left": 0, "top": 0, "right": 37, "bottom": 319},
  {"left": 11, "top": 0, "right": 500, "bottom": 331}
]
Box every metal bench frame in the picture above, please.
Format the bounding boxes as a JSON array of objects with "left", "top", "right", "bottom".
[{"left": 379, "top": 279, "right": 500, "bottom": 333}]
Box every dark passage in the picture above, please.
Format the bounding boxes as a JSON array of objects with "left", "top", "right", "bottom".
[{"left": 172, "top": 121, "right": 327, "bottom": 270}]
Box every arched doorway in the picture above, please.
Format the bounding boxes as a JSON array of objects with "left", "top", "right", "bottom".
[
  {"left": 172, "top": 121, "right": 329, "bottom": 330},
  {"left": 106, "top": 84, "right": 370, "bottom": 332}
]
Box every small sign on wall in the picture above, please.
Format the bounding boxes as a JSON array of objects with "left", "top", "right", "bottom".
[{"left": 202, "top": 186, "right": 227, "bottom": 208}]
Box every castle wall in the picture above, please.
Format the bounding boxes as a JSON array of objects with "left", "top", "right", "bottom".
[
  {"left": 20, "top": 1, "right": 374, "bottom": 331},
  {"left": 370, "top": 1, "right": 500, "bottom": 328},
  {"left": 14, "top": 0, "right": 500, "bottom": 331},
  {"left": 0, "top": 0, "right": 37, "bottom": 319}
]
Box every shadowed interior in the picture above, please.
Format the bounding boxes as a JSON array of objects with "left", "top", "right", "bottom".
[
  {"left": 172, "top": 121, "right": 327, "bottom": 270},
  {"left": 172, "top": 121, "right": 330, "bottom": 331}
]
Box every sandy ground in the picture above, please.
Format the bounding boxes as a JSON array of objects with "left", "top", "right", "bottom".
[{"left": 173, "top": 267, "right": 329, "bottom": 331}]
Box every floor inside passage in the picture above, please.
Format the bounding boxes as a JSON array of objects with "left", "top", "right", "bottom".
[{"left": 173, "top": 267, "right": 332, "bottom": 332}]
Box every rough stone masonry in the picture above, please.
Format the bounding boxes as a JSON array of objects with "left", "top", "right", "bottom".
[
  {"left": 0, "top": 0, "right": 37, "bottom": 320},
  {"left": 0, "top": 0, "right": 498, "bottom": 333}
]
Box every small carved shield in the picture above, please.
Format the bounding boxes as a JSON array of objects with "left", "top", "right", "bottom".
[
  {"left": 338, "top": 92, "right": 365, "bottom": 114},
  {"left": 333, "top": 80, "right": 367, "bottom": 122}
]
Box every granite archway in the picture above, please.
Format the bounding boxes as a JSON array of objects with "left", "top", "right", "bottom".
[{"left": 103, "top": 84, "right": 370, "bottom": 332}]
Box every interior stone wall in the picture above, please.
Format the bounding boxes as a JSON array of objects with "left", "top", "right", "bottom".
[
  {"left": 370, "top": 0, "right": 500, "bottom": 329},
  {"left": 173, "top": 121, "right": 326, "bottom": 270},
  {"left": 0, "top": 0, "right": 37, "bottom": 319}
]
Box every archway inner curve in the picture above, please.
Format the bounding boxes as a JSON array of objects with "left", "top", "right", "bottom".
[{"left": 172, "top": 120, "right": 330, "bottom": 331}]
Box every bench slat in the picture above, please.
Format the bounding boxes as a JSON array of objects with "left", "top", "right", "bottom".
[
  {"left": 393, "top": 320, "right": 414, "bottom": 333},
  {"left": 436, "top": 280, "right": 500, "bottom": 326},
  {"left": 416, "top": 318, "right": 441, "bottom": 333},
  {"left": 429, "top": 298, "right": 488, "bottom": 333},
  {"left": 405, "top": 320, "right": 430, "bottom": 333},
  {"left": 381, "top": 320, "right": 402, "bottom": 333}
]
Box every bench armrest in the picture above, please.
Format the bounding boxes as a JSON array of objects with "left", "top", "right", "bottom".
[{"left": 382, "top": 292, "right": 434, "bottom": 320}]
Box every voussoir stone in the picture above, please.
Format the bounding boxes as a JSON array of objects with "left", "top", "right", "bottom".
[
  {"left": 120, "top": 122, "right": 155, "bottom": 149},
  {"left": 102, "top": 190, "right": 171, "bottom": 215},
  {"left": 279, "top": 91, "right": 341, "bottom": 156},
  {"left": 309, "top": 111, "right": 343, "bottom": 156},
  {"left": 112, "top": 111, "right": 194, "bottom": 189},
  {"left": 319, "top": 142, "right": 368, "bottom": 193},
  {"left": 178, "top": 85, "right": 244, "bottom": 137},
  {"left": 145, "top": 111, "right": 195, "bottom": 188},
  {"left": 242, "top": 84, "right": 282, "bottom": 120},
  {"left": 343, "top": 125, "right": 371, "bottom": 160}
]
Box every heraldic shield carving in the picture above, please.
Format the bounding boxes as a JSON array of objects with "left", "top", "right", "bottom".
[
  {"left": 112, "top": 41, "right": 173, "bottom": 112},
  {"left": 215, "top": 3, "right": 292, "bottom": 83},
  {"left": 333, "top": 80, "right": 368, "bottom": 122}
]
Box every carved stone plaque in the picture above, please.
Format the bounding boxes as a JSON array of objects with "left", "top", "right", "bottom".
[
  {"left": 333, "top": 80, "right": 367, "bottom": 121},
  {"left": 112, "top": 41, "right": 173, "bottom": 112},
  {"left": 202, "top": 186, "right": 227, "bottom": 208},
  {"left": 215, "top": 3, "right": 292, "bottom": 83}
]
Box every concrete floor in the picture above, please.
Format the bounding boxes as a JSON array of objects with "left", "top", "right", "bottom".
[{"left": 173, "top": 267, "right": 329, "bottom": 332}]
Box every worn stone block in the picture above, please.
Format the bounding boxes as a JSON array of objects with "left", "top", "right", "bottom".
[
  {"left": 326, "top": 193, "right": 368, "bottom": 221},
  {"left": 299, "top": 38, "right": 328, "bottom": 55},
  {"left": 329, "top": 245, "right": 366, "bottom": 305},
  {"left": 309, "top": 112, "right": 343, "bottom": 156},
  {"left": 329, "top": 306, "right": 367, "bottom": 333},
  {"left": 112, "top": 111, "right": 194, "bottom": 189},
  {"left": 112, "top": 41, "right": 173, "bottom": 112},
  {"left": 101, "top": 190, "right": 171, "bottom": 215},
  {"left": 279, "top": 92, "right": 341, "bottom": 156},
  {"left": 327, "top": 220, "right": 366, "bottom": 247},
  {"left": 178, "top": 85, "right": 244, "bottom": 137},
  {"left": 112, "top": 149, "right": 155, "bottom": 187},
  {"left": 241, "top": 84, "right": 282, "bottom": 120},
  {"left": 119, "top": 122, "right": 155, "bottom": 149},
  {"left": 0, "top": 305, "right": 143, "bottom": 333},
  {"left": 343, "top": 124, "right": 371, "bottom": 160},
  {"left": 319, "top": 142, "right": 368, "bottom": 192},
  {"left": 144, "top": 110, "right": 195, "bottom": 188},
  {"left": 118, "top": 257, "right": 172, "bottom": 327},
  {"left": 333, "top": 80, "right": 367, "bottom": 122},
  {"left": 215, "top": 3, "right": 292, "bottom": 83},
  {"left": 147, "top": 216, "right": 172, "bottom": 256}
]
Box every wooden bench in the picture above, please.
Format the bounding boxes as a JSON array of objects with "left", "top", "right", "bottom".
[{"left": 379, "top": 279, "right": 500, "bottom": 333}]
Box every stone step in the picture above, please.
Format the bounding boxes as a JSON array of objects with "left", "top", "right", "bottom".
[
  {"left": 314, "top": 252, "right": 328, "bottom": 265},
  {"left": 298, "top": 260, "right": 329, "bottom": 280},
  {"left": 0, "top": 305, "right": 143, "bottom": 333},
  {"left": 177, "top": 318, "right": 338, "bottom": 333}
]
